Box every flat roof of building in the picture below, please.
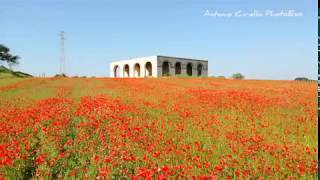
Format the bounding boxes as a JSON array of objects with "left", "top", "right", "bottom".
[
  {"left": 111, "top": 55, "right": 208, "bottom": 63},
  {"left": 157, "top": 55, "right": 208, "bottom": 62}
]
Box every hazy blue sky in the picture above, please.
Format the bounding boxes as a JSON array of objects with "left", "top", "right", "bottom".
[{"left": 1, "top": 0, "right": 317, "bottom": 79}]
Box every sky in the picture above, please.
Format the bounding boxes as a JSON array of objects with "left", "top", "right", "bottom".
[{"left": 0, "top": 0, "right": 317, "bottom": 79}]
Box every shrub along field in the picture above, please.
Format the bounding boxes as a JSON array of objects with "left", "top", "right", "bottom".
[{"left": 0, "top": 78, "right": 317, "bottom": 179}]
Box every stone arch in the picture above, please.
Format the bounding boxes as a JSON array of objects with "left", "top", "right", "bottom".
[
  {"left": 197, "top": 64, "right": 203, "bottom": 76},
  {"left": 162, "top": 61, "right": 170, "bottom": 76},
  {"left": 175, "top": 62, "right": 181, "bottom": 75},
  {"left": 145, "top": 62, "right": 152, "bottom": 77},
  {"left": 186, "top": 63, "right": 193, "bottom": 76},
  {"left": 123, "top": 64, "right": 130, "bottom": 77},
  {"left": 134, "top": 63, "right": 140, "bottom": 77},
  {"left": 113, "top": 65, "right": 119, "bottom": 77}
]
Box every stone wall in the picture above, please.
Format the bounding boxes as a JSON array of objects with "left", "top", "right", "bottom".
[{"left": 157, "top": 56, "right": 208, "bottom": 77}]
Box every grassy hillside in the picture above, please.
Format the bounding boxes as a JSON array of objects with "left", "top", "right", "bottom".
[{"left": 0, "top": 65, "right": 32, "bottom": 78}]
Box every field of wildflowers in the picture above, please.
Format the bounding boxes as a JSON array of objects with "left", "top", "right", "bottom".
[{"left": 0, "top": 78, "right": 317, "bottom": 179}]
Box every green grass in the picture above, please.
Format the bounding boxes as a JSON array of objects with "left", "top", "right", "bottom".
[{"left": 0, "top": 65, "right": 32, "bottom": 79}]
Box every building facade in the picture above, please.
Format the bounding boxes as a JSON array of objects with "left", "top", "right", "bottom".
[{"left": 110, "top": 55, "right": 208, "bottom": 78}]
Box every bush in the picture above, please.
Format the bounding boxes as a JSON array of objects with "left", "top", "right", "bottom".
[
  {"left": 232, "top": 73, "right": 244, "bottom": 79},
  {"left": 0, "top": 65, "right": 32, "bottom": 78},
  {"left": 54, "top": 74, "right": 67, "bottom": 78},
  {"left": 294, "top": 77, "right": 309, "bottom": 81},
  {"left": 13, "top": 71, "right": 32, "bottom": 78}
]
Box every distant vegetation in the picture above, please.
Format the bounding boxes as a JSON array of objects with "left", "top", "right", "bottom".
[
  {"left": 0, "top": 44, "right": 32, "bottom": 78},
  {"left": 209, "top": 75, "right": 226, "bottom": 79},
  {"left": 0, "top": 65, "right": 32, "bottom": 78},
  {"left": 0, "top": 44, "right": 19, "bottom": 66},
  {"left": 54, "top": 73, "right": 68, "bottom": 78},
  {"left": 294, "top": 77, "right": 308, "bottom": 81},
  {"left": 232, "top": 73, "right": 245, "bottom": 79},
  {"left": 294, "top": 77, "right": 315, "bottom": 82},
  {"left": 217, "top": 76, "right": 226, "bottom": 79}
]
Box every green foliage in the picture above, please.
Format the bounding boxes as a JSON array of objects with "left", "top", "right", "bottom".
[
  {"left": 294, "top": 77, "right": 309, "bottom": 81},
  {"left": 0, "top": 65, "right": 11, "bottom": 73},
  {"left": 54, "top": 74, "right": 68, "bottom": 78},
  {"left": 0, "top": 44, "right": 20, "bottom": 65},
  {"left": 294, "top": 77, "right": 316, "bottom": 83},
  {"left": 0, "top": 65, "right": 32, "bottom": 78},
  {"left": 12, "top": 71, "right": 32, "bottom": 78},
  {"left": 232, "top": 73, "right": 245, "bottom": 79}
]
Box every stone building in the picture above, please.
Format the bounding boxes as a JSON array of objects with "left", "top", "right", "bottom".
[{"left": 110, "top": 55, "right": 208, "bottom": 78}]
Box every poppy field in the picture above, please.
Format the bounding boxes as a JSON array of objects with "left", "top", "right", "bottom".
[{"left": 0, "top": 78, "right": 317, "bottom": 179}]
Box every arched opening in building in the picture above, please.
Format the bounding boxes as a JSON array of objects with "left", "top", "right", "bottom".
[
  {"left": 145, "top": 62, "right": 152, "bottom": 77},
  {"left": 134, "top": 63, "right": 140, "bottom": 77},
  {"left": 162, "top": 61, "right": 170, "bottom": 76},
  {"left": 187, "top": 63, "right": 193, "bottom": 76},
  {"left": 197, "top": 64, "right": 203, "bottom": 76},
  {"left": 123, "top": 64, "right": 130, "bottom": 77},
  {"left": 175, "top": 62, "right": 181, "bottom": 75},
  {"left": 113, "top": 65, "right": 119, "bottom": 77}
]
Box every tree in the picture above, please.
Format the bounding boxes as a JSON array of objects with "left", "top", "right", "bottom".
[
  {"left": 0, "top": 44, "right": 20, "bottom": 66},
  {"left": 232, "top": 73, "right": 245, "bottom": 79},
  {"left": 294, "top": 77, "right": 309, "bottom": 81}
]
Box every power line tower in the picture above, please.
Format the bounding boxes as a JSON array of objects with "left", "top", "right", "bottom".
[{"left": 60, "top": 31, "right": 66, "bottom": 75}]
